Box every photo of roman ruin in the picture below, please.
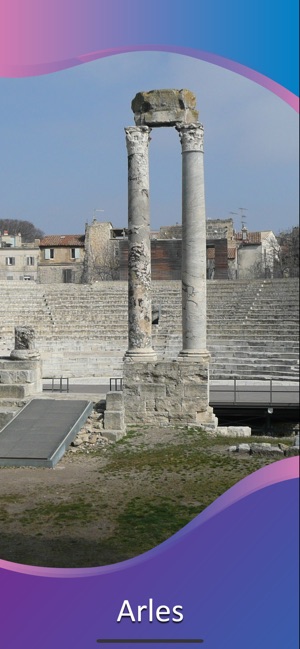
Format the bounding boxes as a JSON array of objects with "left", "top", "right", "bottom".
[{"left": 0, "top": 59, "right": 298, "bottom": 567}]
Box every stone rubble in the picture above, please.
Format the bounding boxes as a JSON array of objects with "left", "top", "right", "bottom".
[
  {"left": 228, "top": 441, "right": 299, "bottom": 457},
  {"left": 70, "top": 406, "right": 113, "bottom": 452}
]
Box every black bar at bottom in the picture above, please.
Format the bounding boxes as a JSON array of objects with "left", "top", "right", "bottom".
[{"left": 96, "top": 640, "right": 203, "bottom": 644}]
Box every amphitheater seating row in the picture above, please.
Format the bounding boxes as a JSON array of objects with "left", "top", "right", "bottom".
[{"left": 0, "top": 279, "right": 298, "bottom": 380}]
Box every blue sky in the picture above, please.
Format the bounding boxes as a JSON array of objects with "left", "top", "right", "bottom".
[{"left": 0, "top": 52, "right": 298, "bottom": 236}]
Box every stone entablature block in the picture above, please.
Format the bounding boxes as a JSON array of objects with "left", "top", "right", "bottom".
[{"left": 132, "top": 89, "right": 199, "bottom": 127}]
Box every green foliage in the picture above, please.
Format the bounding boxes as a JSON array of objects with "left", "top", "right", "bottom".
[{"left": 0, "top": 218, "right": 44, "bottom": 242}]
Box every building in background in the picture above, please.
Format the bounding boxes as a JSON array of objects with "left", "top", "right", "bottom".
[
  {"left": 235, "top": 227, "right": 279, "bottom": 279},
  {"left": 0, "top": 230, "right": 40, "bottom": 281},
  {"left": 0, "top": 219, "right": 279, "bottom": 284},
  {"left": 38, "top": 234, "right": 85, "bottom": 283}
]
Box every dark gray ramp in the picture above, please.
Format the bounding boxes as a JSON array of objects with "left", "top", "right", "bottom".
[{"left": 0, "top": 399, "right": 93, "bottom": 468}]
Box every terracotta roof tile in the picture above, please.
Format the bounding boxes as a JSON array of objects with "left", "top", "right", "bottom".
[
  {"left": 235, "top": 231, "right": 261, "bottom": 244},
  {"left": 39, "top": 235, "right": 85, "bottom": 247}
]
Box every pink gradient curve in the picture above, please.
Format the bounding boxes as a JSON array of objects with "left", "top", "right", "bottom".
[{"left": 0, "top": 45, "right": 298, "bottom": 112}]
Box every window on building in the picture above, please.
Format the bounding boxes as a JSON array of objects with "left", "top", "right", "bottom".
[
  {"left": 5, "top": 257, "right": 15, "bottom": 265},
  {"left": 27, "top": 256, "right": 35, "bottom": 266},
  {"left": 44, "top": 248, "right": 54, "bottom": 259},
  {"left": 71, "top": 248, "right": 80, "bottom": 259}
]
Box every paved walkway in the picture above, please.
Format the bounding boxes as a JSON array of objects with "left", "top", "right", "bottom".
[{"left": 0, "top": 399, "right": 93, "bottom": 468}]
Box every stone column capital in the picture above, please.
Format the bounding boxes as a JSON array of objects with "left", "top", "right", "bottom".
[
  {"left": 125, "top": 125, "right": 151, "bottom": 156},
  {"left": 176, "top": 122, "right": 204, "bottom": 153}
]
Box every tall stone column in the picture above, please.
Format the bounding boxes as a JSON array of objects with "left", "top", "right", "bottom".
[
  {"left": 176, "top": 123, "right": 209, "bottom": 359},
  {"left": 124, "top": 125, "right": 156, "bottom": 361}
]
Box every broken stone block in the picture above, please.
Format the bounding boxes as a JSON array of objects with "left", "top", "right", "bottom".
[
  {"left": 238, "top": 443, "right": 251, "bottom": 453},
  {"left": 10, "top": 326, "right": 40, "bottom": 360},
  {"left": 227, "top": 426, "right": 252, "bottom": 437},
  {"left": 15, "top": 326, "right": 36, "bottom": 350},
  {"left": 250, "top": 444, "right": 284, "bottom": 457},
  {"left": 104, "top": 411, "right": 124, "bottom": 431},
  {"left": 106, "top": 391, "right": 124, "bottom": 412},
  {"left": 132, "top": 89, "right": 199, "bottom": 127}
]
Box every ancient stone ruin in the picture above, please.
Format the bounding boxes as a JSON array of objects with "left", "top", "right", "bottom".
[
  {"left": 104, "top": 89, "right": 218, "bottom": 434},
  {"left": 10, "top": 326, "right": 40, "bottom": 361}
]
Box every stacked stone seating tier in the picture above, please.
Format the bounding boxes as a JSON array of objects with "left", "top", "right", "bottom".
[{"left": 0, "top": 279, "right": 298, "bottom": 380}]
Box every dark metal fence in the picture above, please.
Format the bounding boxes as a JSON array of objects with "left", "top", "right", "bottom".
[{"left": 210, "top": 378, "right": 299, "bottom": 407}]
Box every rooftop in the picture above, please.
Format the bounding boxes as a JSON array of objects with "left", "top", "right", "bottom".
[{"left": 39, "top": 235, "right": 85, "bottom": 247}]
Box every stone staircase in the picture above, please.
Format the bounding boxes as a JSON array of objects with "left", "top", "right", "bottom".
[
  {"left": 152, "top": 279, "right": 299, "bottom": 380},
  {"left": 0, "top": 283, "right": 54, "bottom": 356},
  {"left": 0, "top": 278, "right": 298, "bottom": 381}
]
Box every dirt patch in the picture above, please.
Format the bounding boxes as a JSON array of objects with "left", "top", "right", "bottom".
[{"left": 0, "top": 425, "right": 291, "bottom": 568}]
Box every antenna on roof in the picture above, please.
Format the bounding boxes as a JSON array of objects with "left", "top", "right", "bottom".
[
  {"left": 229, "top": 211, "right": 238, "bottom": 232},
  {"left": 239, "top": 207, "right": 248, "bottom": 230},
  {"left": 93, "top": 208, "right": 104, "bottom": 223}
]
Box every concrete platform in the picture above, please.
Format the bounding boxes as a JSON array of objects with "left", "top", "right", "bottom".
[{"left": 0, "top": 399, "right": 93, "bottom": 468}]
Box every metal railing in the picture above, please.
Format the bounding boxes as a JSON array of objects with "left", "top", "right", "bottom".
[
  {"left": 109, "top": 377, "right": 123, "bottom": 392},
  {"left": 43, "top": 377, "right": 69, "bottom": 393},
  {"left": 210, "top": 378, "right": 299, "bottom": 407}
]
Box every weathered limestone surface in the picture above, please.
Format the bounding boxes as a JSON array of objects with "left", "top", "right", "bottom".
[
  {"left": 217, "top": 426, "right": 252, "bottom": 437},
  {"left": 123, "top": 359, "right": 217, "bottom": 428},
  {"left": 103, "top": 390, "right": 125, "bottom": 440},
  {"left": 132, "top": 89, "right": 199, "bottom": 127},
  {"left": 106, "top": 391, "right": 123, "bottom": 412},
  {"left": 0, "top": 357, "right": 43, "bottom": 429},
  {"left": 15, "top": 326, "right": 36, "bottom": 350},
  {"left": 124, "top": 126, "right": 156, "bottom": 361},
  {"left": 10, "top": 326, "right": 40, "bottom": 360},
  {"left": 177, "top": 123, "right": 208, "bottom": 358}
]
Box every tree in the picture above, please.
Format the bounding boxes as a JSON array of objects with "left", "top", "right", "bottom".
[
  {"left": 275, "top": 227, "right": 299, "bottom": 278},
  {"left": 0, "top": 219, "right": 44, "bottom": 242}
]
